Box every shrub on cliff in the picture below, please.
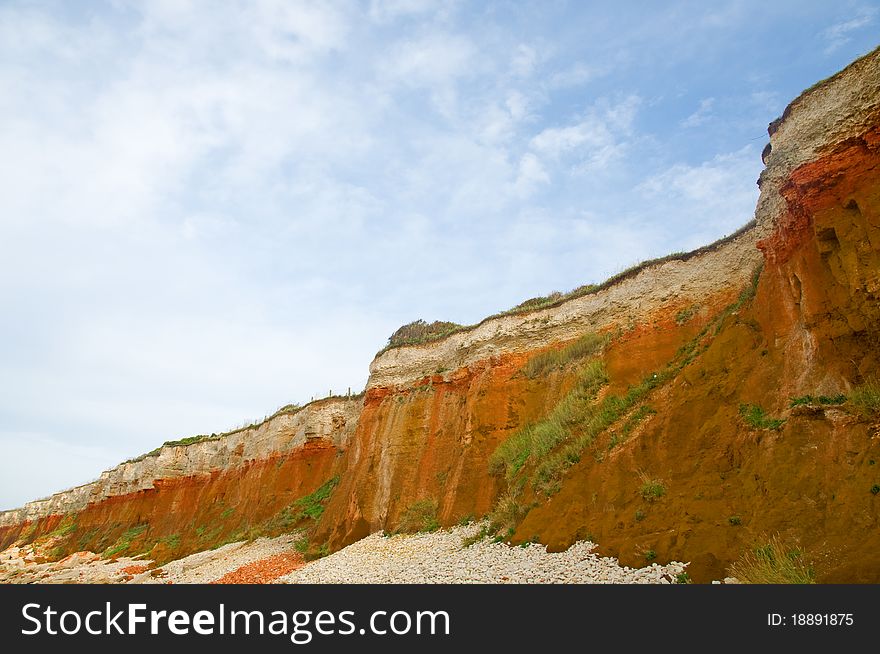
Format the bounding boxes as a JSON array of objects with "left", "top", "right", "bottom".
[
  {"left": 386, "top": 319, "right": 464, "bottom": 348},
  {"left": 851, "top": 379, "right": 880, "bottom": 418},
  {"left": 397, "top": 499, "right": 440, "bottom": 533},
  {"left": 728, "top": 536, "right": 816, "bottom": 584}
]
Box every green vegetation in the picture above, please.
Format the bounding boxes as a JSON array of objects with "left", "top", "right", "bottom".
[
  {"left": 850, "top": 379, "right": 880, "bottom": 418},
  {"left": 482, "top": 261, "right": 765, "bottom": 534},
  {"left": 489, "top": 359, "right": 608, "bottom": 480},
  {"left": 609, "top": 405, "right": 656, "bottom": 450},
  {"left": 871, "top": 485, "right": 880, "bottom": 496},
  {"left": 198, "top": 476, "right": 341, "bottom": 553},
  {"left": 523, "top": 332, "right": 608, "bottom": 378},
  {"left": 461, "top": 523, "right": 493, "bottom": 548},
  {"left": 644, "top": 549, "right": 657, "bottom": 561},
  {"left": 457, "top": 514, "right": 475, "bottom": 526},
  {"left": 123, "top": 401, "right": 311, "bottom": 464},
  {"left": 163, "top": 533, "right": 181, "bottom": 550},
  {"left": 739, "top": 404, "right": 786, "bottom": 430},
  {"left": 397, "top": 498, "right": 440, "bottom": 534},
  {"left": 102, "top": 524, "right": 149, "bottom": 559},
  {"left": 385, "top": 319, "right": 465, "bottom": 349},
  {"left": 489, "top": 490, "right": 528, "bottom": 532},
  {"left": 509, "top": 291, "right": 564, "bottom": 313},
  {"left": 674, "top": 305, "right": 699, "bottom": 325},
  {"left": 220, "top": 507, "right": 235, "bottom": 520},
  {"left": 729, "top": 536, "right": 816, "bottom": 584},
  {"left": 49, "top": 517, "right": 77, "bottom": 538},
  {"left": 675, "top": 572, "right": 691, "bottom": 584},
  {"left": 635, "top": 510, "right": 646, "bottom": 522},
  {"left": 76, "top": 527, "right": 99, "bottom": 550},
  {"left": 789, "top": 394, "right": 847, "bottom": 407},
  {"left": 639, "top": 475, "right": 666, "bottom": 502},
  {"left": 729, "top": 516, "right": 742, "bottom": 526},
  {"left": 270, "top": 476, "right": 340, "bottom": 530}
]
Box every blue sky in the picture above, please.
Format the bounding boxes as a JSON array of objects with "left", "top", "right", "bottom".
[{"left": 0, "top": 0, "right": 877, "bottom": 510}]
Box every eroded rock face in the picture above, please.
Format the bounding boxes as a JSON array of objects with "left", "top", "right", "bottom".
[{"left": 0, "top": 398, "right": 361, "bottom": 561}]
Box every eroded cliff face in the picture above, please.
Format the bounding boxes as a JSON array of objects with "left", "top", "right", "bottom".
[
  {"left": 0, "top": 398, "right": 360, "bottom": 563},
  {"left": 2, "top": 48, "right": 878, "bottom": 582},
  {"left": 514, "top": 49, "right": 880, "bottom": 582}
]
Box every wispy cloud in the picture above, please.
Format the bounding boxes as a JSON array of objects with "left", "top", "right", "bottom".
[
  {"left": 681, "top": 97, "right": 715, "bottom": 128},
  {"left": 529, "top": 95, "right": 640, "bottom": 174},
  {"left": 821, "top": 6, "right": 877, "bottom": 54}
]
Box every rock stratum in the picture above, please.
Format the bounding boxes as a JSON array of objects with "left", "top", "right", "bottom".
[{"left": 1, "top": 48, "right": 879, "bottom": 583}]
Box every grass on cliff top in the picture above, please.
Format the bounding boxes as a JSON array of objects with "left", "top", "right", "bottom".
[
  {"left": 122, "top": 391, "right": 364, "bottom": 465},
  {"left": 728, "top": 536, "right": 816, "bottom": 584},
  {"left": 379, "top": 220, "right": 758, "bottom": 354}
]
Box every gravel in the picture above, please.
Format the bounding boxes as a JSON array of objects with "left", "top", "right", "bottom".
[
  {"left": 278, "top": 522, "right": 688, "bottom": 584},
  {"left": 146, "top": 533, "right": 303, "bottom": 584}
]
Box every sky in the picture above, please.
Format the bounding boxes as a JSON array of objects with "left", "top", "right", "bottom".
[{"left": 0, "top": 0, "right": 877, "bottom": 510}]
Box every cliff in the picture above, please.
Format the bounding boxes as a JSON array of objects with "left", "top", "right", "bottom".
[{"left": 1, "top": 48, "right": 878, "bottom": 582}]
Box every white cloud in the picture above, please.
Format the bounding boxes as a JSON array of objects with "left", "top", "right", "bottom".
[
  {"left": 545, "top": 62, "right": 602, "bottom": 89},
  {"left": 513, "top": 153, "right": 550, "bottom": 197},
  {"left": 638, "top": 145, "right": 762, "bottom": 243},
  {"left": 821, "top": 7, "right": 877, "bottom": 54},
  {"left": 368, "top": 0, "right": 447, "bottom": 23},
  {"left": 681, "top": 97, "right": 715, "bottom": 128},
  {"left": 528, "top": 95, "right": 640, "bottom": 174}
]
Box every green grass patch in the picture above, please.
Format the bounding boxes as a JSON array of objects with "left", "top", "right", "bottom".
[
  {"left": 48, "top": 517, "right": 77, "bottom": 538},
  {"left": 270, "top": 476, "right": 341, "bottom": 531},
  {"left": 385, "top": 319, "right": 466, "bottom": 349},
  {"left": 523, "top": 332, "right": 608, "bottom": 378},
  {"left": 397, "top": 498, "right": 440, "bottom": 534},
  {"left": 674, "top": 305, "right": 699, "bottom": 325},
  {"left": 488, "top": 490, "right": 528, "bottom": 532},
  {"left": 789, "top": 394, "right": 846, "bottom": 407},
  {"left": 639, "top": 475, "right": 666, "bottom": 502},
  {"left": 739, "top": 404, "right": 786, "bottom": 430},
  {"left": 728, "top": 536, "right": 816, "bottom": 584},
  {"left": 102, "top": 524, "right": 149, "bottom": 559},
  {"left": 163, "top": 533, "right": 181, "bottom": 550},
  {"left": 490, "top": 359, "right": 608, "bottom": 480},
  {"left": 851, "top": 379, "right": 880, "bottom": 418}
]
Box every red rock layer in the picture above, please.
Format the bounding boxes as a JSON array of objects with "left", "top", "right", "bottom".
[{"left": 0, "top": 440, "right": 340, "bottom": 564}]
